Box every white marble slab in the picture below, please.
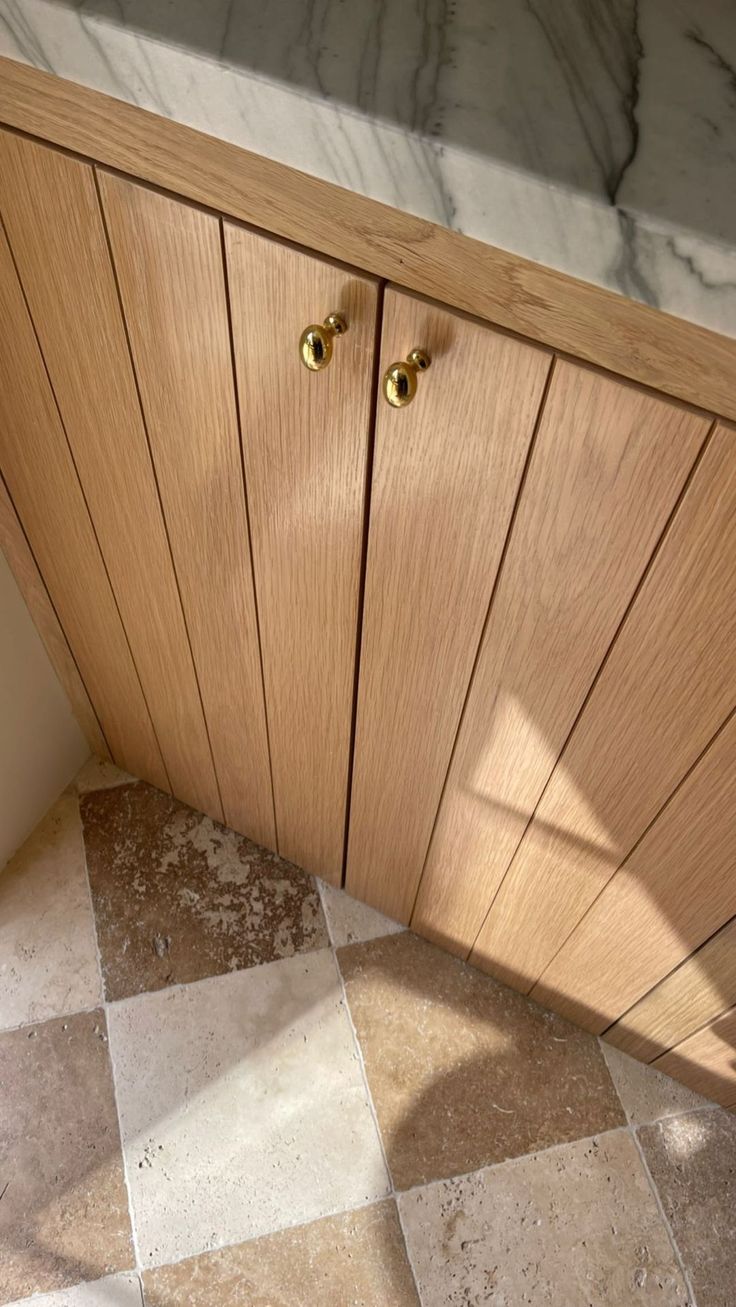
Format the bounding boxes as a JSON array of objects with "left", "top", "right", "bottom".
[{"left": 1, "top": 0, "right": 735, "bottom": 336}]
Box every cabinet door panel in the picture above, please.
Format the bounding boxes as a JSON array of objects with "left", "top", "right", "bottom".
[
  {"left": 346, "top": 289, "right": 551, "bottom": 922},
  {"left": 225, "top": 223, "right": 379, "bottom": 882},
  {"left": 98, "top": 173, "right": 275, "bottom": 848},
  {"left": 605, "top": 916, "right": 736, "bottom": 1063},
  {"left": 653, "top": 1006, "right": 736, "bottom": 1108},
  {"left": 0, "top": 130, "right": 221, "bottom": 818},
  {"left": 532, "top": 711, "right": 736, "bottom": 1033},
  {"left": 0, "top": 225, "right": 165, "bottom": 785},
  {"left": 413, "top": 363, "right": 708, "bottom": 955},
  {"left": 0, "top": 475, "right": 110, "bottom": 762},
  {"left": 476, "top": 423, "right": 734, "bottom": 991}
]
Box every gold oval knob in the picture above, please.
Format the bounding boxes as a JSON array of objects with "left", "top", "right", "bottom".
[
  {"left": 299, "top": 312, "right": 347, "bottom": 371},
  {"left": 382, "top": 348, "right": 431, "bottom": 407}
]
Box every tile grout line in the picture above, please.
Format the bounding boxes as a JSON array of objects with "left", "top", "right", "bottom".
[
  {"left": 630, "top": 1125, "right": 699, "bottom": 1307},
  {"left": 315, "top": 879, "right": 426, "bottom": 1305},
  {"left": 599, "top": 1036, "right": 700, "bottom": 1304},
  {"left": 75, "top": 783, "right": 146, "bottom": 1279}
]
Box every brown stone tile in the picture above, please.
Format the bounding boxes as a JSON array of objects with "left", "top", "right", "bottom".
[
  {"left": 337, "top": 931, "right": 625, "bottom": 1189},
  {"left": 81, "top": 782, "right": 328, "bottom": 1000},
  {"left": 143, "top": 1200, "right": 419, "bottom": 1306},
  {"left": 0, "top": 1009, "right": 133, "bottom": 1303},
  {"left": 638, "top": 1108, "right": 736, "bottom": 1306},
  {"left": 399, "top": 1131, "right": 690, "bottom": 1305}
]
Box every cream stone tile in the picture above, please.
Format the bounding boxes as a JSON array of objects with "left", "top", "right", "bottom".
[
  {"left": 6, "top": 1274, "right": 142, "bottom": 1307},
  {"left": 0, "top": 790, "right": 101, "bottom": 1030},
  {"left": 108, "top": 950, "right": 389, "bottom": 1266},
  {"left": 400, "top": 1130, "right": 689, "bottom": 1305},
  {"left": 602, "top": 1041, "right": 714, "bottom": 1125},
  {"left": 318, "top": 879, "right": 404, "bottom": 947},
  {"left": 75, "top": 756, "right": 137, "bottom": 794}
]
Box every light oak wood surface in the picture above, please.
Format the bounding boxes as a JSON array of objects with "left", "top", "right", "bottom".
[
  {"left": 0, "top": 57, "right": 734, "bottom": 423},
  {"left": 533, "top": 710, "right": 736, "bottom": 1031},
  {"left": 605, "top": 916, "right": 736, "bottom": 1063},
  {"left": 474, "top": 422, "right": 734, "bottom": 992},
  {"left": 0, "top": 475, "right": 110, "bottom": 761},
  {"left": 0, "top": 223, "right": 165, "bottom": 785},
  {"left": 413, "top": 362, "right": 708, "bottom": 955},
  {"left": 346, "top": 289, "right": 551, "bottom": 922},
  {"left": 224, "top": 222, "right": 379, "bottom": 883},
  {"left": 0, "top": 129, "right": 222, "bottom": 820},
  {"left": 98, "top": 171, "right": 276, "bottom": 849},
  {"left": 653, "top": 1006, "right": 736, "bottom": 1109}
]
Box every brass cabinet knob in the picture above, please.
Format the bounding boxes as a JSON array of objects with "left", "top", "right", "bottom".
[
  {"left": 299, "top": 312, "right": 347, "bottom": 371},
  {"left": 382, "top": 348, "right": 431, "bottom": 407}
]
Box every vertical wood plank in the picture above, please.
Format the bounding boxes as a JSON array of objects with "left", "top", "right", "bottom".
[
  {"left": 346, "top": 290, "right": 551, "bottom": 922},
  {"left": 653, "top": 1007, "right": 736, "bottom": 1108},
  {"left": 532, "top": 711, "right": 736, "bottom": 1030},
  {"left": 605, "top": 916, "right": 736, "bottom": 1063},
  {"left": 225, "top": 222, "right": 379, "bottom": 882},
  {"left": 0, "top": 129, "right": 222, "bottom": 819},
  {"left": 0, "top": 224, "right": 165, "bottom": 784},
  {"left": 0, "top": 474, "right": 110, "bottom": 761},
  {"left": 475, "top": 423, "right": 735, "bottom": 991},
  {"left": 413, "top": 363, "right": 709, "bottom": 953},
  {"left": 98, "top": 172, "right": 275, "bottom": 848}
]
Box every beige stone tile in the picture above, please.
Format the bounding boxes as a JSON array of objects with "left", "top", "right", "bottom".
[
  {"left": 6, "top": 1274, "right": 142, "bottom": 1307},
  {"left": 0, "top": 1009, "right": 133, "bottom": 1304},
  {"left": 0, "top": 791, "right": 101, "bottom": 1031},
  {"left": 75, "top": 756, "right": 137, "bottom": 794},
  {"left": 143, "top": 1201, "right": 418, "bottom": 1306},
  {"left": 602, "top": 1041, "right": 714, "bottom": 1125},
  {"left": 400, "top": 1130, "right": 689, "bottom": 1305},
  {"left": 81, "top": 783, "right": 328, "bottom": 1000},
  {"left": 108, "top": 950, "right": 389, "bottom": 1266},
  {"left": 338, "top": 931, "right": 625, "bottom": 1189},
  {"left": 638, "top": 1107, "right": 736, "bottom": 1306},
  {"left": 318, "top": 879, "right": 404, "bottom": 947}
]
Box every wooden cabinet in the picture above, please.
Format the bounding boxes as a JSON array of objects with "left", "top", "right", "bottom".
[{"left": 1, "top": 107, "right": 734, "bottom": 1105}]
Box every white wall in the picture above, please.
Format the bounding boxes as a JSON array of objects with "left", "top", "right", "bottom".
[{"left": 0, "top": 550, "right": 90, "bottom": 869}]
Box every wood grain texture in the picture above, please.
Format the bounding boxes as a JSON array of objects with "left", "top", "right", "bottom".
[
  {"left": 474, "top": 422, "right": 734, "bottom": 992},
  {"left": 0, "top": 58, "right": 734, "bottom": 422},
  {"left": 346, "top": 290, "right": 551, "bottom": 922},
  {"left": 605, "top": 916, "right": 736, "bottom": 1063},
  {"left": 0, "top": 129, "right": 222, "bottom": 819},
  {"left": 0, "top": 223, "right": 165, "bottom": 784},
  {"left": 98, "top": 171, "right": 275, "bottom": 848},
  {"left": 412, "top": 362, "right": 708, "bottom": 955},
  {"left": 532, "top": 710, "right": 736, "bottom": 1031},
  {"left": 653, "top": 1006, "right": 736, "bottom": 1108},
  {"left": 0, "top": 475, "right": 110, "bottom": 760},
  {"left": 224, "top": 222, "right": 378, "bottom": 883}
]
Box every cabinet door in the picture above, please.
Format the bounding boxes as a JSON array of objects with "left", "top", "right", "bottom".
[
  {"left": 0, "top": 224, "right": 166, "bottom": 786},
  {"left": 225, "top": 225, "right": 379, "bottom": 883},
  {"left": 346, "top": 288, "right": 552, "bottom": 922},
  {"left": 98, "top": 173, "right": 275, "bottom": 849},
  {"left": 413, "top": 364, "right": 708, "bottom": 958},
  {"left": 0, "top": 130, "right": 221, "bottom": 819}
]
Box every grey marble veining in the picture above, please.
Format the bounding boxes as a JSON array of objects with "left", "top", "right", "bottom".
[{"left": 1, "top": 0, "right": 736, "bottom": 336}]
